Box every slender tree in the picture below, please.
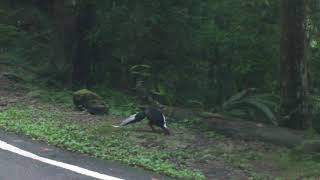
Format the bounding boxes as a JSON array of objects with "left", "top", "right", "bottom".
[
  {"left": 280, "top": 0, "right": 309, "bottom": 129},
  {"left": 72, "top": 2, "right": 97, "bottom": 88}
]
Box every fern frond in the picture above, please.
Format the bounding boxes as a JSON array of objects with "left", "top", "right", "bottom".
[{"left": 220, "top": 90, "right": 279, "bottom": 125}]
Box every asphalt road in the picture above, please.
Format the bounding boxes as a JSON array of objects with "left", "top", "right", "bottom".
[{"left": 0, "top": 130, "right": 170, "bottom": 180}]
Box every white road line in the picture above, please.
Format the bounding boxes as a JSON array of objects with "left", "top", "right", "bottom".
[{"left": 0, "top": 140, "right": 123, "bottom": 180}]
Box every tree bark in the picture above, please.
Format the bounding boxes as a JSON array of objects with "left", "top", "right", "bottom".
[
  {"left": 72, "top": 2, "right": 97, "bottom": 88},
  {"left": 51, "top": 0, "right": 77, "bottom": 84},
  {"left": 280, "top": 0, "right": 309, "bottom": 129}
]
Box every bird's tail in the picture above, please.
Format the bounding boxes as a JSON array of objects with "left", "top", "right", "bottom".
[{"left": 119, "top": 111, "right": 146, "bottom": 126}]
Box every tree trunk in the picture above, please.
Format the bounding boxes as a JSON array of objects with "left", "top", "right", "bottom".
[
  {"left": 72, "top": 2, "right": 97, "bottom": 88},
  {"left": 207, "top": 46, "right": 221, "bottom": 105},
  {"left": 280, "top": 0, "right": 309, "bottom": 130}
]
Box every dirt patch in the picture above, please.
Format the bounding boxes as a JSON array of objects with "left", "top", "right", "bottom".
[
  {"left": 0, "top": 72, "right": 24, "bottom": 108},
  {"left": 197, "top": 160, "right": 248, "bottom": 180},
  {"left": 121, "top": 120, "right": 286, "bottom": 179}
]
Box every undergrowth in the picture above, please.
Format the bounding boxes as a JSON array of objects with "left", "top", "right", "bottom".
[
  {"left": 25, "top": 84, "right": 139, "bottom": 117},
  {"left": 1, "top": 75, "right": 320, "bottom": 179},
  {"left": 0, "top": 105, "right": 205, "bottom": 180}
]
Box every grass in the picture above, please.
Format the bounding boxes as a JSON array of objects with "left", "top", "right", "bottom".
[
  {"left": 25, "top": 84, "right": 139, "bottom": 117},
  {"left": 26, "top": 87, "right": 73, "bottom": 107},
  {"left": 268, "top": 150, "right": 320, "bottom": 179},
  {"left": 2, "top": 82, "right": 320, "bottom": 179},
  {"left": 0, "top": 104, "right": 205, "bottom": 180}
]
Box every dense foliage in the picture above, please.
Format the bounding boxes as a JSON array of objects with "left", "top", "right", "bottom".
[
  {"left": 3, "top": 1, "right": 320, "bottom": 179},
  {"left": 0, "top": 0, "right": 279, "bottom": 103},
  {"left": 0, "top": 0, "right": 320, "bottom": 129},
  {"left": 89, "top": 0, "right": 281, "bottom": 106}
]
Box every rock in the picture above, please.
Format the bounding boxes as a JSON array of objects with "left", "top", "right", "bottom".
[
  {"left": 73, "top": 89, "right": 108, "bottom": 115},
  {"left": 301, "top": 140, "right": 320, "bottom": 153}
]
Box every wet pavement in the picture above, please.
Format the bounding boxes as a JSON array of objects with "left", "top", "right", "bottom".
[{"left": 0, "top": 130, "right": 170, "bottom": 180}]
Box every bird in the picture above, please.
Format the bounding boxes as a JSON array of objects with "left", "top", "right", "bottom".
[{"left": 113, "top": 106, "right": 170, "bottom": 135}]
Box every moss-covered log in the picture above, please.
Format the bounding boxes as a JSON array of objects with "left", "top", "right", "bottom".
[{"left": 164, "top": 106, "right": 320, "bottom": 152}]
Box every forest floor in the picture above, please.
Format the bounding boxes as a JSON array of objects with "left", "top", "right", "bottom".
[{"left": 1, "top": 66, "right": 320, "bottom": 180}]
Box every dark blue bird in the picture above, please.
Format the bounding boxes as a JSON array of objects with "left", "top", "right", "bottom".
[{"left": 116, "top": 107, "right": 170, "bottom": 135}]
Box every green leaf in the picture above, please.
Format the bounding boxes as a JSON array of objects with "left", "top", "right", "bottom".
[
  {"left": 243, "top": 98, "right": 278, "bottom": 126},
  {"left": 222, "top": 89, "right": 248, "bottom": 109}
]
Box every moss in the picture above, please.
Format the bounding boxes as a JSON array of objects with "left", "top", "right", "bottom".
[
  {"left": 73, "top": 89, "right": 108, "bottom": 114},
  {"left": 74, "top": 89, "right": 97, "bottom": 96}
]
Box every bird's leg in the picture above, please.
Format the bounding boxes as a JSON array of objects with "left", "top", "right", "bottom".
[{"left": 148, "top": 121, "right": 156, "bottom": 132}]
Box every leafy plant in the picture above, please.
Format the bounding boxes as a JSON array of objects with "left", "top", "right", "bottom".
[
  {"left": 220, "top": 89, "right": 279, "bottom": 125},
  {"left": 151, "top": 83, "right": 174, "bottom": 105},
  {"left": 129, "top": 64, "right": 151, "bottom": 78}
]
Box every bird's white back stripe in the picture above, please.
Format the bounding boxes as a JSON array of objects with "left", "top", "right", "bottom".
[
  {"left": 162, "top": 114, "right": 168, "bottom": 128},
  {"left": 129, "top": 114, "right": 136, "bottom": 120},
  {"left": 125, "top": 114, "right": 137, "bottom": 122}
]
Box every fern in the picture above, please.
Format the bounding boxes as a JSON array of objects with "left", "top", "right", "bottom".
[
  {"left": 129, "top": 64, "right": 151, "bottom": 77},
  {"left": 222, "top": 89, "right": 249, "bottom": 109},
  {"left": 220, "top": 90, "right": 279, "bottom": 125},
  {"left": 243, "top": 98, "right": 278, "bottom": 125}
]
